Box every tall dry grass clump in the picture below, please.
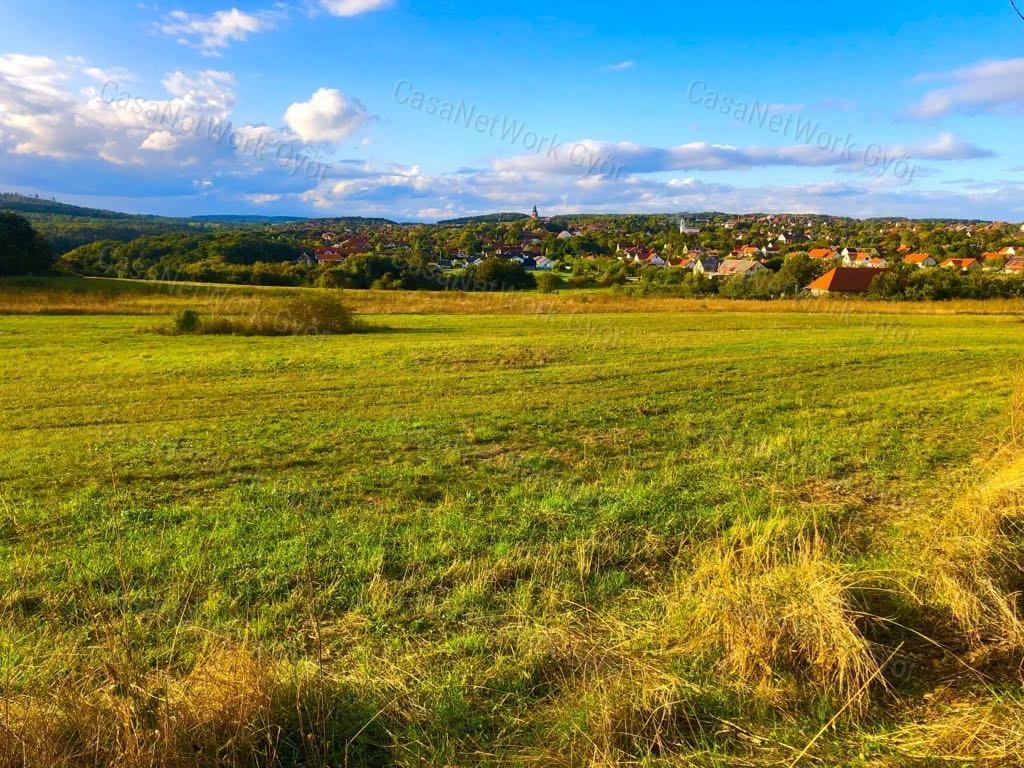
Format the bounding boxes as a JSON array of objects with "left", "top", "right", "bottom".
[
  {"left": 887, "top": 695, "right": 1024, "bottom": 764},
  {"left": 893, "top": 383, "right": 1024, "bottom": 651},
  {"left": 0, "top": 647, "right": 275, "bottom": 768},
  {"left": 0, "top": 644, "right": 386, "bottom": 768},
  {"left": 672, "top": 521, "right": 882, "bottom": 715},
  {"left": 513, "top": 615, "right": 709, "bottom": 767}
]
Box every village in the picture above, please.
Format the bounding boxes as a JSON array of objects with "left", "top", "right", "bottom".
[{"left": 305, "top": 208, "right": 1024, "bottom": 296}]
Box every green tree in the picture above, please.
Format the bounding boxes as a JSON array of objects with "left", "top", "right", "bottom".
[{"left": 0, "top": 212, "right": 53, "bottom": 275}]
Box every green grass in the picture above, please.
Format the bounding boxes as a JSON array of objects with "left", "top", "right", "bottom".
[{"left": 3, "top": 293, "right": 1024, "bottom": 766}]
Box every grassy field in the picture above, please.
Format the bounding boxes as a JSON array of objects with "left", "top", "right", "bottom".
[{"left": 2, "top": 278, "right": 1024, "bottom": 766}]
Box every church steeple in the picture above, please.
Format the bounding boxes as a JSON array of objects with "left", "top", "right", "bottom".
[{"left": 531, "top": 204, "right": 539, "bottom": 220}]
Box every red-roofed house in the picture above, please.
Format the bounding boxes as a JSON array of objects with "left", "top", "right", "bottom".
[
  {"left": 904, "top": 253, "right": 937, "bottom": 268},
  {"left": 1003, "top": 257, "right": 1024, "bottom": 275},
  {"left": 808, "top": 247, "right": 840, "bottom": 261},
  {"left": 940, "top": 258, "right": 981, "bottom": 273},
  {"left": 315, "top": 248, "right": 345, "bottom": 265},
  {"left": 807, "top": 267, "right": 889, "bottom": 296},
  {"left": 717, "top": 259, "right": 766, "bottom": 278}
]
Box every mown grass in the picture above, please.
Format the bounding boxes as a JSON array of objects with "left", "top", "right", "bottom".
[{"left": 2, "top": 280, "right": 1024, "bottom": 766}]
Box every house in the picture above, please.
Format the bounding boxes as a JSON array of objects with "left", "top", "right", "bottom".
[
  {"left": 1003, "top": 257, "right": 1024, "bottom": 275},
  {"left": 807, "top": 267, "right": 889, "bottom": 296},
  {"left": 808, "top": 247, "right": 840, "bottom": 261},
  {"left": 731, "top": 245, "right": 764, "bottom": 259},
  {"left": 896, "top": 244, "right": 913, "bottom": 256},
  {"left": 315, "top": 248, "right": 345, "bottom": 265},
  {"left": 842, "top": 248, "right": 880, "bottom": 267},
  {"left": 692, "top": 255, "right": 721, "bottom": 276},
  {"left": 534, "top": 256, "right": 555, "bottom": 271},
  {"left": 904, "top": 253, "right": 937, "bottom": 268},
  {"left": 716, "top": 259, "right": 765, "bottom": 278},
  {"left": 495, "top": 246, "right": 526, "bottom": 259},
  {"left": 1000, "top": 247, "right": 1018, "bottom": 258},
  {"left": 982, "top": 251, "right": 1004, "bottom": 267},
  {"left": 940, "top": 258, "right": 981, "bottom": 273}
]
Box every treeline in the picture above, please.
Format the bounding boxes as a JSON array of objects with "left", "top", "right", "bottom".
[
  {"left": 868, "top": 267, "right": 1024, "bottom": 301},
  {"left": 61, "top": 232, "right": 309, "bottom": 284},
  {"left": 58, "top": 231, "right": 540, "bottom": 291}
]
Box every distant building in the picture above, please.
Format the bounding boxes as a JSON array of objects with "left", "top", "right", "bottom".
[
  {"left": 940, "top": 258, "right": 982, "bottom": 273},
  {"left": 716, "top": 259, "right": 766, "bottom": 278},
  {"left": 1003, "top": 257, "right": 1024, "bottom": 275},
  {"left": 808, "top": 247, "right": 840, "bottom": 261},
  {"left": 679, "top": 217, "right": 701, "bottom": 235},
  {"left": 904, "top": 253, "right": 937, "bottom": 268},
  {"left": 807, "top": 267, "right": 889, "bottom": 296}
]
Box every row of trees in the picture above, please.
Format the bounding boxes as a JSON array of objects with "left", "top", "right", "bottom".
[{"left": 868, "top": 267, "right": 1024, "bottom": 301}]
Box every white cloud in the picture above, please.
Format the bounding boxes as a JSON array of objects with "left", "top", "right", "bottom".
[
  {"left": 908, "top": 58, "right": 1024, "bottom": 118},
  {"left": 157, "top": 8, "right": 281, "bottom": 55},
  {"left": 162, "top": 70, "right": 238, "bottom": 111},
  {"left": 900, "top": 132, "right": 995, "bottom": 161},
  {"left": 318, "top": 0, "right": 392, "bottom": 16},
  {"left": 140, "top": 130, "right": 177, "bottom": 151},
  {"left": 600, "top": 61, "right": 634, "bottom": 72},
  {"left": 490, "top": 134, "right": 994, "bottom": 176},
  {"left": 284, "top": 88, "right": 368, "bottom": 143},
  {"left": 241, "top": 193, "right": 282, "bottom": 204}
]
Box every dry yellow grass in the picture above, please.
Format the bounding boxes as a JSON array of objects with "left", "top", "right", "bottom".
[
  {"left": 5, "top": 276, "right": 1024, "bottom": 317},
  {"left": 671, "top": 521, "right": 882, "bottom": 715}
]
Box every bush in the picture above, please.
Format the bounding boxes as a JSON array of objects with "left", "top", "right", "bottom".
[
  {"left": 534, "top": 272, "right": 564, "bottom": 293},
  {"left": 159, "top": 293, "right": 361, "bottom": 336},
  {"left": 274, "top": 293, "right": 358, "bottom": 334},
  {"left": 468, "top": 258, "right": 535, "bottom": 290},
  {"left": 173, "top": 309, "right": 201, "bottom": 333}
]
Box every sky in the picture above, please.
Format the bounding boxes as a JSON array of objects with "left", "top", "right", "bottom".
[{"left": 1, "top": 0, "right": 1023, "bottom": 221}]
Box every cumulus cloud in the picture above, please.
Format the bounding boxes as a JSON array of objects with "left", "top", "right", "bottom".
[
  {"left": 0, "top": 53, "right": 341, "bottom": 203},
  {"left": 157, "top": 8, "right": 281, "bottom": 55},
  {"left": 284, "top": 88, "right": 369, "bottom": 142},
  {"left": 140, "top": 130, "right": 178, "bottom": 151},
  {"left": 318, "top": 0, "right": 393, "bottom": 16},
  {"left": 908, "top": 58, "right": 1024, "bottom": 118}
]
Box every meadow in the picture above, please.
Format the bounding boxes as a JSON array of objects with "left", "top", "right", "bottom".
[{"left": 2, "top": 277, "right": 1024, "bottom": 766}]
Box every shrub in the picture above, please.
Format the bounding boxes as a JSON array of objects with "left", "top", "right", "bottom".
[
  {"left": 468, "top": 258, "right": 535, "bottom": 290},
  {"left": 159, "top": 293, "right": 361, "bottom": 336},
  {"left": 173, "top": 309, "right": 201, "bottom": 333},
  {"left": 534, "top": 272, "right": 564, "bottom": 293},
  {"left": 273, "top": 292, "right": 358, "bottom": 334}
]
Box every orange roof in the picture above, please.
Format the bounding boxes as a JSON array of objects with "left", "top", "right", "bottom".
[
  {"left": 808, "top": 248, "right": 836, "bottom": 259},
  {"left": 807, "top": 267, "right": 889, "bottom": 294},
  {"left": 941, "top": 258, "right": 979, "bottom": 269},
  {"left": 904, "top": 253, "right": 932, "bottom": 263}
]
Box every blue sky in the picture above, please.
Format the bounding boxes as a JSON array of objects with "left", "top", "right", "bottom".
[{"left": 1, "top": 0, "right": 1022, "bottom": 220}]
